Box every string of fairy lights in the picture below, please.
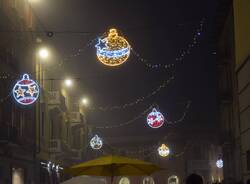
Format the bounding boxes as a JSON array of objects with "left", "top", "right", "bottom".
[
  {"left": 89, "top": 132, "right": 193, "bottom": 160},
  {"left": 0, "top": 18, "right": 204, "bottom": 77},
  {"left": 0, "top": 18, "right": 204, "bottom": 107},
  {"left": 60, "top": 37, "right": 99, "bottom": 64},
  {"left": 0, "top": 13, "right": 208, "bottom": 161},
  {"left": 87, "top": 131, "right": 223, "bottom": 167},
  {"left": 89, "top": 76, "right": 174, "bottom": 111},
  {"left": 103, "top": 132, "right": 175, "bottom": 154},
  {"left": 0, "top": 92, "right": 12, "bottom": 103},
  {"left": 87, "top": 101, "right": 192, "bottom": 157},
  {"left": 167, "top": 100, "right": 192, "bottom": 125},
  {"left": 91, "top": 100, "right": 191, "bottom": 129},
  {"left": 132, "top": 18, "right": 205, "bottom": 70},
  {"left": 94, "top": 104, "right": 154, "bottom": 129}
]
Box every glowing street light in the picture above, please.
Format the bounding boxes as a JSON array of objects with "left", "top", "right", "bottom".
[
  {"left": 38, "top": 48, "right": 49, "bottom": 60},
  {"left": 81, "top": 98, "right": 89, "bottom": 106},
  {"left": 64, "top": 79, "right": 73, "bottom": 87}
]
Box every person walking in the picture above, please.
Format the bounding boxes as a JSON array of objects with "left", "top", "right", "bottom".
[{"left": 186, "top": 174, "right": 203, "bottom": 184}]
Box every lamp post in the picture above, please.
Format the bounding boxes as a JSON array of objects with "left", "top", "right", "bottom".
[
  {"left": 35, "top": 47, "right": 49, "bottom": 156},
  {"left": 37, "top": 47, "right": 49, "bottom": 88},
  {"left": 33, "top": 47, "right": 50, "bottom": 184}
]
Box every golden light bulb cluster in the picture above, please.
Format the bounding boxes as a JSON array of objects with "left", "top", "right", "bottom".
[
  {"left": 95, "top": 28, "right": 131, "bottom": 66},
  {"left": 158, "top": 144, "right": 170, "bottom": 157}
]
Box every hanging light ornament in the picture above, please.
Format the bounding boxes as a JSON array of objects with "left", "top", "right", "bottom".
[
  {"left": 158, "top": 144, "right": 170, "bottom": 157},
  {"left": 90, "top": 135, "right": 103, "bottom": 150},
  {"left": 12, "top": 74, "right": 39, "bottom": 106},
  {"left": 147, "top": 108, "right": 165, "bottom": 128},
  {"left": 216, "top": 159, "right": 223, "bottom": 168},
  {"left": 95, "top": 28, "right": 131, "bottom": 66},
  {"left": 143, "top": 177, "right": 155, "bottom": 184},
  {"left": 41, "top": 161, "right": 63, "bottom": 173}
]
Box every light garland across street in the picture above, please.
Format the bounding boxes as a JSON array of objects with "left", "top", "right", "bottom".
[
  {"left": 94, "top": 101, "right": 191, "bottom": 129},
  {"left": 132, "top": 18, "right": 204, "bottom": 71},
  {"left": 98, "top": 137, "right": 192, "bottom": 160},
  {"left": 95, "top": 105, "right": 154, "bottom": 129},
  {"left": 0, "top": 19, "right": 205, "bottom": 105},
  {"left": 90, "top": 76, "right": 174, "bottom": 111}
]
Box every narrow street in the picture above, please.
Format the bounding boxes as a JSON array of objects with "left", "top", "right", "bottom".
[{"left": 0, "top": 0, "right": 249, "bottom": 184}]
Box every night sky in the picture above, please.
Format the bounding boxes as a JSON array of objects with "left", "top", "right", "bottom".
[{"left": 33, "top": 0, "right": 218, "bottom": 140}]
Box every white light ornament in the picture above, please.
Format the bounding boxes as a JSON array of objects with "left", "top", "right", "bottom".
[
  {"left": 147, "top": 108, "right": 165, "bottom": 128},
  {"left": 216, "top": 159, "right": 223, "bottom": 168},
  {"left": 41, "top": 161, "right": 63, "bottom": 173},
  {"left": 95, "top": 28, "right": 131, "bottom": 66},
  {"left": 12, "top": 74, "right": 39, "bottom": 106},
  {"left": 143, "top": 177, "right": 155, "bottom": 184},
  {"left": 158, "top": 144, "right": 170, "bottom": 157},
  {"left": 90, "top": 135, "right": 103, "bottom": 150}
]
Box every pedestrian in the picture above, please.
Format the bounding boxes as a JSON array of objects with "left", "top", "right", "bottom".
[{"left": 186, "top": 174, "right": 203, "bottom": 184}]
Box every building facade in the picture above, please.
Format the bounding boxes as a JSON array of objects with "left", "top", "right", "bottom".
[
  {"left": 37, "top": 78, "right": 88, "bottom": 183},
  {"left": 218, "top": 0, "right": 250, "bottom": 183},
  {"left": 0, "top": 0, "right": 38, "bottom": 183},
  {"left": 0, "top": 1, "right": 89, "bottom": 183}
]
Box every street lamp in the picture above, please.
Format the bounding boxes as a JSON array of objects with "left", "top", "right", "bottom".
[
  {"left": 64, "top": 79, "right": 73, "bottom": 87},
  {"left": 81, "top": 98, "right": 89, "bottom": 106},
  {"left": 38, "top": 48, "right": 49, "bottom": 60},
  {"left": 35, "top": 46, "right": 50, "bottom": 155}
]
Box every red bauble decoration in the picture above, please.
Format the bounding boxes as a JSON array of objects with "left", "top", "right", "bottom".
[{"left": 147, "top": 108, "right": 164, "bottom": 128}]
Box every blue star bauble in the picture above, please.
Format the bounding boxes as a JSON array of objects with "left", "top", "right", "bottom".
[
  {"left": 95, "top": 38, "right": 107, "bottom": 50},
  {"left": 12, "top": 74, "right": 40, "bottom": 106}
]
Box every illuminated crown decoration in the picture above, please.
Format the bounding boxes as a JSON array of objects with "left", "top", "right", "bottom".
[
  {"left": 95, "top": 28, "right": 130, "bottom": 66},
  {"left": 12, "top": 74, "right": 39, "bottom": 106},
  {"left": 158, "top": 144, "right": 170, "bottom": 157},
  {"left": 90, "top": 135, "right": 103, "bottom": 150}
]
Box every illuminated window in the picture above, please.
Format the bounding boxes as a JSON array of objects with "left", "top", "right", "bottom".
[
  {"left": 119, "top": 177, "right": 130, "bottom": 184},
  {"left": 143, "top": 176, "right": 155, "bottom": 184}
]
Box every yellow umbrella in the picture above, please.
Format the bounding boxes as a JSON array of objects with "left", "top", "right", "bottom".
[{"left": 65, "top": 155, "right": 162, "bottom": 177}]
